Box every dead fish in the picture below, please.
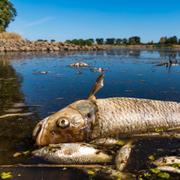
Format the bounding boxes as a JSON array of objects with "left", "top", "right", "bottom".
[
  {"left": 153, "top": 156, "right": 180, "bottom": 167},
  {"left": 157, "top": 166, "right": 180, "bottom": 174},
  {"left": 32, "top": 71, "right": 49, "bottom": 75},
  {"left": 115, "top": 140, "right": 134, "bottom": 171},
  {"left": 69, "top": 62, "right": 89, "bottom": 68},
  {"left": 33, "top": 74, "right": 180, "bottom": 146},
  {"left": 32, "top": 143, "right": 112, "bottom": 164}
]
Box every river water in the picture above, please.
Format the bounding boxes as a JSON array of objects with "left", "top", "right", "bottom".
[{"left": 0, "top": 49, "right": 180, "bottom": 179}]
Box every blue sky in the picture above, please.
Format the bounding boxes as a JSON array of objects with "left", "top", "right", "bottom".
[{"left": 8, "top": 0, "right": 180, "bottom": 42}]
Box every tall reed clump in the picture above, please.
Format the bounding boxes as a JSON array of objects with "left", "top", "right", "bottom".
[{"left": 0, "top": 32, "right": 23, "bottom": 40}]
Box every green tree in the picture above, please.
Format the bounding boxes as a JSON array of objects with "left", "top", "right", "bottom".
[
  {"left": 65, "top": 39, "right": 94, "bottom": 46},
  {"left": 116, "top": 38, "right": 123, "bottom": 45},
  {"left": 129, "top": 36, "right": 141, "bottom": 45},
  {"left": 159, "top": 37, "right": 167, "bottom": 44},
  {"left": 105, "top": 38, "right": 116, "bottom": 45},
  {"left": 159, "top": 36, "right": 178, "bottom": 45},
  {"left": 0, "top": 0, "right": 17, "bottom": 32},
  {"left": 166, "top": 36, "right": 178, "bottom": 44},
  {"left": 122, "top": 38, "right": 128, "bottom": 45},
  {"left": 96, "top": 38, "right": 104, "bottom": 45}
]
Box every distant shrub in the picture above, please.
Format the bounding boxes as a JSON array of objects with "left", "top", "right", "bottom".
[
  {"left": 51, "top": 39, "right": 56, "bottom": 42},
  {"left": 0, "top": 32, "right": 23, "bottom": 40},
  {"left": 36, "top": 39, "right": 48, "bottom": 42},
  {"left": 65, "top": 39, "right": 94, "bottom": 46}
]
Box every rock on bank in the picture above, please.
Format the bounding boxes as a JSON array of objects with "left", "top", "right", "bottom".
[{"left": 0, "top": 40, "right": 103, "bottom": 52}]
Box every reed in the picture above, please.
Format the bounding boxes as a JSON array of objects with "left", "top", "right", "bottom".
[{"left": 0, "top": 32, "right": 23, "bottom": 40}]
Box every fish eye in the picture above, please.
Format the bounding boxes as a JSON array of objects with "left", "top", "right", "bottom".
[
  {"left": 56, "top": 118, "right": 70, "bottom": 129},
  {"left": 87, "top": 113, "right": 91, "bottom": 118}
]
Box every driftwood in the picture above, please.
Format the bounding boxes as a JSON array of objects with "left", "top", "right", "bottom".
[{"left": 0, "top": 164, "right": 105, "bottom": 169}]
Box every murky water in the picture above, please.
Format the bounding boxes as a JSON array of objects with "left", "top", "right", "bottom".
[{"left": 0, "top": 49, "right": 180, "bottom": 179}]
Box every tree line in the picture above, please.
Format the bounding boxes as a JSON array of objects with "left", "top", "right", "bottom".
[
  {"left": 65, "top": 37, "right": 141, "bottom": 46},
  {"left": 65, "top": 36, "right": 180, "bottom": 46}
]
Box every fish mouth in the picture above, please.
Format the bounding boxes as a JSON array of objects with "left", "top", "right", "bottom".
[
  {"left": 32, "top": 122, "right": 42, "bottom": 140},
  {"left": 33, "top": 117, "right": 50, "bottom": 146}
]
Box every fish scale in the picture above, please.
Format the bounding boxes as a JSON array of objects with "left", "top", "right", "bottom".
[{"left": 91, "top": 97, "right": 180, "bottom": 139}]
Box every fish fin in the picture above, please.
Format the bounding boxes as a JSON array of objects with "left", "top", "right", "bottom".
[{"left": 88, "top": 74, "right": 104, "bottom": 99}]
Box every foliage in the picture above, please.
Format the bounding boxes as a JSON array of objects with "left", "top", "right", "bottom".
[
  {"left": 116, "top": 38, "right": 123, "bottom": 45},
  {"left": 65, "top": 39, "right": 94, "bottom": 46},
  {"left": 128, "top": 36, "right": 141, "bottom": 45},
  {"left": 159, "top": 36, "right": 178, "bottom": 45},
  {"left": 36, "top": 39, "right": 48, "bottom": 42},
  {"left": 122, "top": 38, "right": 128, "bottom": 45},
  {"left": 96, "top": 38, "right": 104, "bottom": 45},
  {"left": 105, "top": 38, "right": 116, "bottom": 45},
  {"left": 0, "top": 0, "right": 17, "bottom": 32}
]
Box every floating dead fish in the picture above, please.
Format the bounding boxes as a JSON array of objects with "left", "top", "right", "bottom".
[
  {"left": 32, "top": 143, "right": 112, "bottom": 164},
  {"left": 69, "top": 62, "right": 89, "bottom": 68},
  {"left": 33, "top": 71, "right": 49, "bottom": 75},
  {"left": 153, "top": 156, "right": 180, "bottom": 167}
]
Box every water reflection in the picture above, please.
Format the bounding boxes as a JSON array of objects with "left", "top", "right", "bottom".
[
  {"left": 0, "top": 50, "right": 179, "bottom": 179},
  {"left": 0, "top": 56, "right": 38, "bottom": 164}
]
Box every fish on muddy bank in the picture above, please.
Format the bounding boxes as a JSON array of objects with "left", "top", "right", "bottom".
[
  {"left": 32, "top": 143, "right": 112, "bottom": 164},
  {"left": 33, "top": 74, "right": 180, "bottom": 146},
  {"left": 151, "top": 156, "right": 180, "bottom": 175},
  {"left": 153, "top": 156, "right": 180, "bottom": 167}
]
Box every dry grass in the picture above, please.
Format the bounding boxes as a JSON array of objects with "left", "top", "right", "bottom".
[{"left": 0, "top": 32, "right": 23, "bottom": 40}]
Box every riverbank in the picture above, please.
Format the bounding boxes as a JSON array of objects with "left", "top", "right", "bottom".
[
  {"left": 0, "top": 39, "right": 102, "bottom": 52},
  {"left": 101, "top": 44, "right": 180, "bottom": 50},
  {"left": 1, "top": 39, "right": 180, "bottom": 52}
]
